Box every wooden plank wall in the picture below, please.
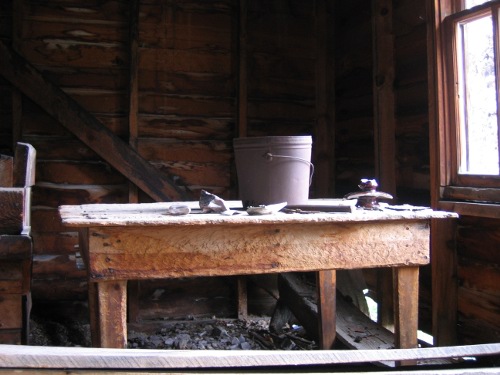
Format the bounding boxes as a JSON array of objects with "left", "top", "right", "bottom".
[
  {"left": 10, "top": 0, "right": 129, "bottom": 301},
  {"left": 393, "top": 1, "right": 431, "bottom": 204},
  {"left": 0, "top": 2, "right": 13, "bottom": 153},
  {"left": 333, "top": 0, "right": 435, "bottom": 337},
  {"left": 393, "top": 0, "right": 434, "bottom": 335},
  {"left": 1, "top": 0, "right": 498, "bottom": 346},
  {"left": 0, "top": 0, "right": 324, "bottom": 316},
  {"left": 334, "top": 1, "right": 374, "bottom": 197},
  {"left": 455, "top": 216, "right": 500, "bottom": 345},
  {"left": 245, "top": 1, "right": 316, "bottom": 138}
]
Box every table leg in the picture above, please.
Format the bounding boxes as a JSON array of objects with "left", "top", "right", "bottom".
[
  {"left": 87, "top": 282, "right": 100, "bottom": 347},
  {"left": 393, "top": 266, "right": 419, "bottom": 366},
  {"left": 94, "top": 280, "right": 128, "bottom": 348},
  {"left": 237, "top": 276, "right": 248, "bottom": 320},
  {"left": 317, "top": 270, "right": 336, "bottom": 349}
]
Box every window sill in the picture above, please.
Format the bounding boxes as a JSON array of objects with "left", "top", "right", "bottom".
[{"left": 438, "top": 201, "right": 500, "bottom": 219}]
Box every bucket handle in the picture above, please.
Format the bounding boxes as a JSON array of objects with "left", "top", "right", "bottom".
[{"left": 263, "top": 152, "right": 315, "bottom": 186}]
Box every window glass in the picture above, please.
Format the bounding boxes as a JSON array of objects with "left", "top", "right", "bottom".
[
  {"left": 456, "top": 14, "right": 499, "bottom": 175},
  {"left": 466, "top": 0, "right": 491, "bottom": 9}
]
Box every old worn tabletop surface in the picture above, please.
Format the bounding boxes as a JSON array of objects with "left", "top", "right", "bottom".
[
  {"left": 58, "top": 200, "right": 457, "bottom": 353},
  {"left": 59, "top": 200, "right": 457, "bottom": 226}
]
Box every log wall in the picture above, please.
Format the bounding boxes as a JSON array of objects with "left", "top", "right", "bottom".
[
  {"left": 0, "top": 0, "right": 322, "bottom": 316},
  {"left": 0, "top": 0, "right": 498, "bottom": 346},
  {"left": 456, "top": 216, "right": 500, "bottom": 345}
]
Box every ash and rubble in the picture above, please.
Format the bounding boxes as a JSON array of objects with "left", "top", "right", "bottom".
[
  {"left": 29, "top": 308, "right": 316, "bottom": 350},
  {"left": 128, "top": 318, "right": 316, "bottom": 350}
]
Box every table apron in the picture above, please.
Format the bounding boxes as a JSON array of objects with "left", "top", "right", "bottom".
[{"left": 85, "top": 220, "right": 430, "bottom": 281}]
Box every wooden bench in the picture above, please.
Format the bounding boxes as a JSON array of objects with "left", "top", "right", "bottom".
[{"left": 0, "top": 143, "right": 36, "bottom": 344}]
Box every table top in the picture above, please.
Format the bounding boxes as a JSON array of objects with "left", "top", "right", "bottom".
[{"left": 59, "top": 199, "right": 458, "bottom": 227}]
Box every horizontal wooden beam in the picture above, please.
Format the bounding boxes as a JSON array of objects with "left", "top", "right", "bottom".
[
  {"left": 0, "top": 343, "right": 498, "bottom": 370},
  {"left": 0, "top": 41, "right": 188, "bottom": 202}
]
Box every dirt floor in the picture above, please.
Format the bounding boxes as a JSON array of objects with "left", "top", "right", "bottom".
[{"left": 28, "top": 301, "right": 317, "bottom": 350}]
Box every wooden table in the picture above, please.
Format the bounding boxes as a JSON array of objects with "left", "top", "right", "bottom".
[{"left": 59, "top": 200, "right": 457, "bottom": 350}]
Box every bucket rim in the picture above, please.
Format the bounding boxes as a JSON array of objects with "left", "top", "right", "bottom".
[{"left": 233, "top": 135, "right": 312, "bottom": 146}]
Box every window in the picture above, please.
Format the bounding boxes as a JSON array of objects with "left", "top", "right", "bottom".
[
  {"left": 455, "top": 10, "right": 498, "bottom": 175},
  {"left": 437, "top": 0, "right": 500, "bottom": 207}
]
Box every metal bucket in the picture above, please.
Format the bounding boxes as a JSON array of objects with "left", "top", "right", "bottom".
[{"left": 233, "top": 136, "right": 313, "bottom": 207}]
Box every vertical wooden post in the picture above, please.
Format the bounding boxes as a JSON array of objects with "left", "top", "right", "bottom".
[
  {"left": 237, "top": 0, "right": 248, "bottom": 138},
  {"left": 372, "top": 0, "right": 397, "bottom": 331},
  {"left": 235, "top": 0, "right": 249, "bottom": 318},
  {"left": 431, "top": 218, "right": 458, "bottom": 346},
  {"left": 317, "top": 270, "right": 336, "bottom": 349},
  {"left": 372, "top": 0, "right": 396, "bottom": 195},
  {"left": 127, "top": 0, "right": 141, "bottom": 324},
  {"left": 128, "top": 0, "right": 140, "bottom": 204},
  {"left": 314, "top": 0, "right": 335, "bottom": 197},
  {"left": 427, "top": 0, "right": 458, "bottom": 346},
  {"left": 237, "top": 276, "right": 248, "bottom": 320}
]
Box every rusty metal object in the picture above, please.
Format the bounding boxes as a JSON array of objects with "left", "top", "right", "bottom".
[{"left": 344, "top": 179, "right": 393, "bottom": 209}]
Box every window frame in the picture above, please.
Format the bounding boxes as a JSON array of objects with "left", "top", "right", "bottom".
[{"left": 438, "top": 0, "right": 500, "bottom": 206}]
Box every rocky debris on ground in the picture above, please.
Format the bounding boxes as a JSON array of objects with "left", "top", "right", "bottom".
[
  {"left": 128, "top": 318, "right": 317, "bottom": 350},
  {"left": 29, "top": 312, "right": 316, "bottom": 351},
  {"left": 29, "top": 315, "right": 92, "bottom": 347}
]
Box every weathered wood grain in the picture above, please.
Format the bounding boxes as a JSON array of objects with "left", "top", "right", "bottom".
[
  {"left": 36, "top": 161, "right": 126, "bottom": 185},
  {"left": 372, "top": 0, "right": 396, "bottom": 197},
  {"left": 317, "top": 270, "right": 336, "bottom": 349},
  {"left": 0, "top": 295, "right": 22, "bottom": 329},
  {"left": 138, "top": 115, "right": 232, "bottom": 140},
  {"left": 137, "top": 139, "right": 232, "bottom": 163},
  {"left": 138, "top": 70, "right": 233, "bottom": 96},
  {"left": 0, "top": 188, "right": 25, "bottom": 235},
  {"left": 0, "top": 0, "right": 477, "bottom": 348},
  {"left": 138, "top": 93, "right": 233, "bottom": 118},
  {"left": 140, "top": 4, "right": 233, "bottom": 50},
  {"left": 0, "top": 342, "right": 499, "bottom": 370},
  {"left": 0, "top": 155, "right": 13, "bottom": 187},
  {"left": 21, "top": 1, "right": 127, "bottom": 24},
  {"left": 22, "top": 139, "right": 101, "bottom": 162},
  {"left": 83, "top": 217, "right": 431, "bottom": 281},
  {"left": 59, "top": 201, "right": 457, "bottom": 349},
  {"left": 276, "top": 273, "right": 319, "bottom": 342},
  {"left": 32, "top": 254, "right": 86, "bottom": 281},
  {"left": 135, "top": 277, "right": 235, "bottom": 321},
  {"left": 458, "top": 287, "right": 500, "bottom": 330},
  {"left": 59, "top": 201, "right": 457, "bottom": 226},
  {"left": 96, "top": 280, "right": 127, "bottom": 348},
  {"left": 31, "top": 209, "right": 69, "bottom": 233},
  {"left": 33, "top": 183, "right": 129, "bottom": 206},
  {"left": 30, "top": 278, "right": 87, "bottom": 301},
  {"left": 0, "top": 41, "right": 187, "bottom": 202},
  {"left": 0, "top": 261, "right": 25, "bottom": 294},
  {"left": 32, "top": 231, "right": 78, "bottom": 256},
  {"left": 393, "top": 266, "right": 420, "bottom": 365},
  {"left": 314, "top": 0, "right": 334, "bottom": 198},
  {"left": 0, "top": 235, "right": 32, "bottom": 260},
  {"left": 140, "top": 48, "right": 232, "bottom": 75},
  {"left": 458, "top": 260, "right": 500, "bottom": 295}
]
